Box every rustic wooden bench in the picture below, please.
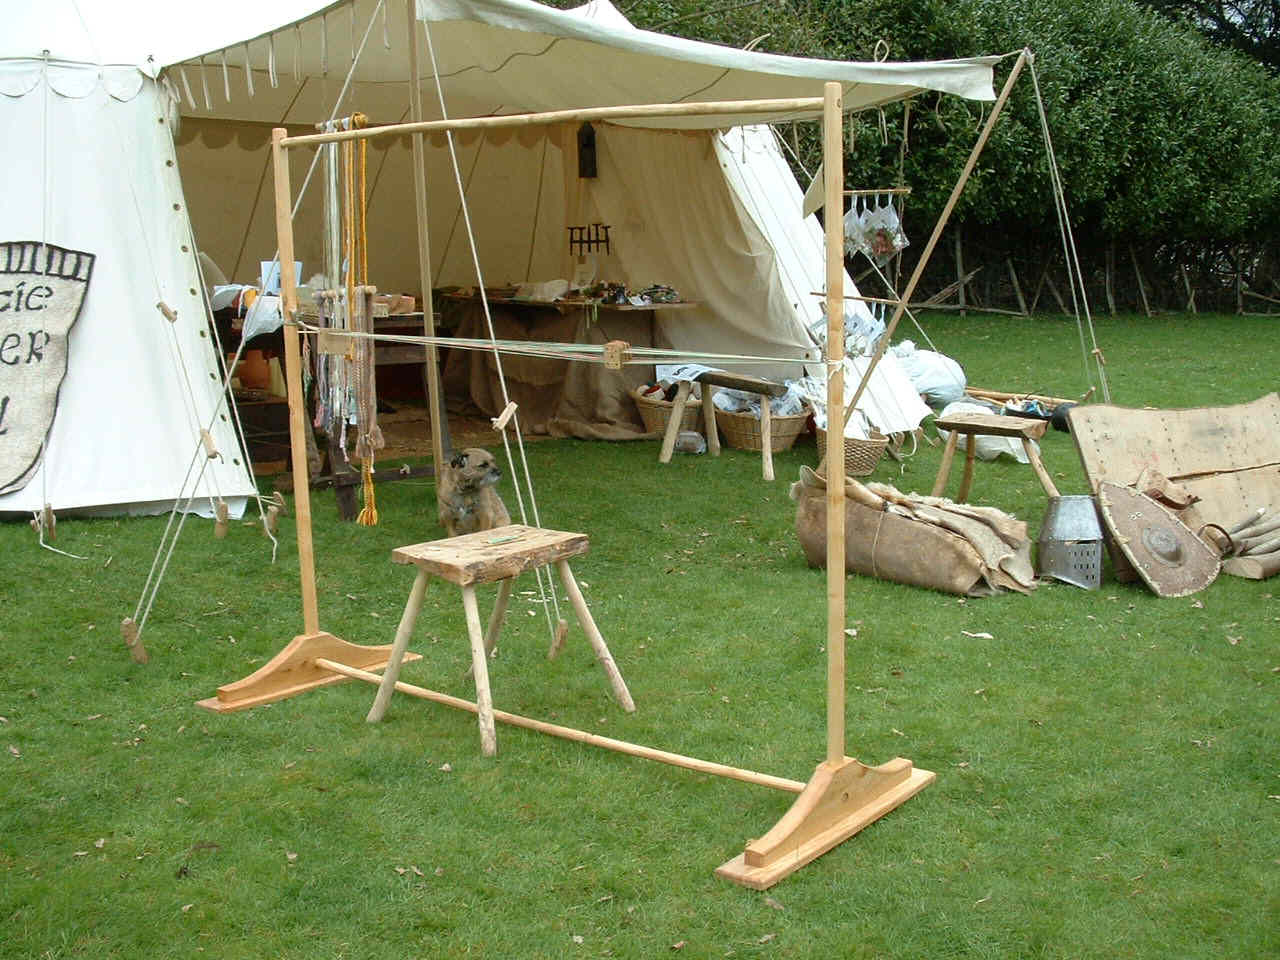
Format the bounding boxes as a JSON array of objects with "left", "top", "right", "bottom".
[{"left": 931, "top": 412, "right": 1059, "bottom": 502}]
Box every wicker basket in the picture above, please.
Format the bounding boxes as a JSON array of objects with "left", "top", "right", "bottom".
[
  {"left": 632, "top": 386, "right": 702, "bottom": 435},
  {"left": 714, "top": 406, "right": 809, "bottom": 452},
  {"left": 816, "top": 427, "right": 889, "bottom": 477}
]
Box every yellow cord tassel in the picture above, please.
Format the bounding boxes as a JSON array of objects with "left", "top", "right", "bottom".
[{"left": 357, "top": 460, "right": 378, "bottom": 526}]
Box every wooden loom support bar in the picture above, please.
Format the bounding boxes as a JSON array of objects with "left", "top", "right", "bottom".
[
  {"left": 823, "top": 81, "right": 846, "bottom": 766},
  {"left": 314, "top": 658, "right": 805, "bottom": 793},
  {"left": 840, "top": 49, "right": 1030, "bottom": 432},
  {"left": 281, "top": 96, "right": 828, "bottom": 149},
  {"left": 407, "top": 0, "right": 447, "bottom": 469},
  {"left": 272, "top": 128, "right": 321, "bottom": 636}
]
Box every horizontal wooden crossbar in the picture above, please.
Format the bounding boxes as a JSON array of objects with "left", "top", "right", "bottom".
[{"left": 315, "top": 658, "right": 805, "bottom": 794}]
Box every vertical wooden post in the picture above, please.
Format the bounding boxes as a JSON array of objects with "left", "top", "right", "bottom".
[
  {"left": 271, "top": 128, "right": 320, "bottom": 636},
  {"left": 954, "top": 226, "right": 966, "bottom": 316},
  {"left": 407, "top": 0, "right": 447, "bottom": 469},
  {"left": 822, "top": 81, "right": 846, "bottom": 767}
]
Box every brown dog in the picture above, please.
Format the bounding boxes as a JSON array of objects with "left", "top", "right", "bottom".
[{"left": 437, "top": 447, "right": 511, "bottom": 537}]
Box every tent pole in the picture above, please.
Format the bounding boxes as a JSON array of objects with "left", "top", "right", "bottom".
[
  {"left": 271, "top": 128, "right": 320, "bottom": 635},
  {"left": 407, "top": 0, "right": 447, "bottom": 469},
  {"left": 822, "top": 82, "right": 847, "bottom": 766},
  {"left": 837, "top": 49, "right": 1030, "bottom": 434},
  {"left": 282, "top": 96, "right": 827, "bottom": 148}
]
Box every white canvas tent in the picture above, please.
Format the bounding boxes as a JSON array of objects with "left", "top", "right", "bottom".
[
  {"left": 0, "top": 59, "right": 260, "bottom": 516},
  {"left": 171, "top": 0, "right": 996, "bottom": 437},
  {"left": 2, "top": 0, "right": 996, "bottom": 502}
]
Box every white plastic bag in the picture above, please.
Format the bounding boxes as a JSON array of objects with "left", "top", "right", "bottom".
[{"left": 890, "top": 340, "right": 966, "bottom": 406}]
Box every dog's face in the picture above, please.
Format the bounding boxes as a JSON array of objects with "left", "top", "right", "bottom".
[{"left": 446, "top": 448, "right": 502, "bottom": 493}]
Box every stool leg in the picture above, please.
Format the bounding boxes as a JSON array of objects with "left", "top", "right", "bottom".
[
  {"left": 555, "top": 559, "right": 636, "bottom": 712},
  {"left": 465, "top": 577, "right": 514, "bottom": 680},
  {"left": 659, "top": 380, "right": 691, "bottom": 463},
  {"left": 962, "top": 432, "right": 977, "bottom": 499},
  {"left": 1022, "top": 437, "right": 1060, "bottom": 498},
  {"left": 932, "top": 431, "right": 960, "bottom": 497},
  {"left": 760, "top": 398, "right": 774, "bottom": 481},
  {"left": 702, "top": 384, "right": 720, "bottom": 456},
  {"left": 461, "top": 584, "right": 498, "bottom": 756},
  {"left": 367, "top": 569, "right": 428, "bottom": 723},
  {"left": 956, "top": 433, "right": 977, "bottom": 503}
]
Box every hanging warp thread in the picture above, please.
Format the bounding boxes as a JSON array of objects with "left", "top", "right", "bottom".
[
  {"left": 346, "top": 113, "right": 382, "bottom": 524},
  {"left": 315, "top": 113, "right": 383, "bottom": 525}
]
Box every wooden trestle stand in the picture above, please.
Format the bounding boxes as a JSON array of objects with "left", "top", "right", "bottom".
[
  {"left": 716, "top": 83, "right": 933, "bottom": 889},
  {"left": 200, "top": 76, "right": 942, "bottom": 891}
]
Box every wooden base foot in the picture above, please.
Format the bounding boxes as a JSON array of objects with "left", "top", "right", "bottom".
[
  {"left": 715, "top": 756, "right": 934, "bottom": 890},
  {"left": 197, "top": 631, "right": 421, "bottom": 713}
]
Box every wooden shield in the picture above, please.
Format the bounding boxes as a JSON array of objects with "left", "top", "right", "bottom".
[{"left": 1096, "top": 482, "right": 1220, "bottom": 598}]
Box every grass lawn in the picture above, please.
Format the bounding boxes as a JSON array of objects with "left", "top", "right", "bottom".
[{"left": 1, "top": 312, "right": 1277, "bottom": 958}]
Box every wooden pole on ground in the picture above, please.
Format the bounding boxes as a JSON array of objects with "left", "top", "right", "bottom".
[
  {"left": 838, "top": 50, "right": 1030, "bottom": 434},
  {"left": 406, "top": 0, "right": 447, "bottom": 469},
  {"left": 272, "top": 128, "right": 320, "bottom": 636},
  {"left": 317, "top": 658, "right": 806, "bottom": 794}
]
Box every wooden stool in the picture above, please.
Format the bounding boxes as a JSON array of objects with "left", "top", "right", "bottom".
[
  {"left": 931, "top": 413, "right": 1059, "bottom": 502},
  {"left": 658, "top": 371, "right": 788, "bottom": 480},
  {"left": 366, "top": 524, "right": 635, "bottom": 756}
]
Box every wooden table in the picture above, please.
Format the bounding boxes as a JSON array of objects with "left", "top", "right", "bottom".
[
  {"left": 366, "top": 524, "right": 635, "bottom": 756},
  {"left": 931, "top": 412, "right": 1059, "bottom": 502}
]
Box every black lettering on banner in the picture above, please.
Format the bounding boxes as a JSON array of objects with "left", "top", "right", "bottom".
[
  {"left": 0, "top": 395, "right": 8, "bottom": 434},
  {"left": 27, "top": 330, "right": 50, "bottom": 362},
  {"left": 0, "top": 333, "right": 21, "bottom": 364}
]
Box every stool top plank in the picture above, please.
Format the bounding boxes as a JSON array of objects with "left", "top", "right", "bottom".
[
  {"left": 933, "top": 412, "right": 1047, "bottom": 440},
  {"left": 392, "top": 524, "right": 589, "bottom": 586},
  {"left": 693, "top": 370, "right": 787, "bottom": 398}
]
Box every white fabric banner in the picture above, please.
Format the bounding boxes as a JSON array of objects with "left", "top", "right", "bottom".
[{"left": 0, "top": 242, "right": 95, "bottom": 495}]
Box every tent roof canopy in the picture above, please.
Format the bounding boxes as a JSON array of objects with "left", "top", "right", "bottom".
[{"left": 7, "top": 1, "right": 997, "bottom": 128}]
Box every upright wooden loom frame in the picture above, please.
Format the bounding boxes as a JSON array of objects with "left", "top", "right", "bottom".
[{"left": 198, "top": 49, "right": 1026, "bottom": 885}]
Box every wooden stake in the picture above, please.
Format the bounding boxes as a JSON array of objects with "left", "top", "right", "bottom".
[
  {"left": 121, "top": 617, "right": 148, "bottom": 665},
  {"left": 1104, "top": 242, "right": 1117, "bottom": 315},
  {"left": 1043, "top": 269, "right": 1069, "bottom": 314},
  {"left": 272, "top": 128, "right": 321, "bottom": 635},
  {"left": 954, "top": 226, "right": 966, "bottom": 316},
  {"left": 1180, "top": 263, "right": 1197, "bottom": 313},
  {"left": 407, "top": 0, "right": 447, "bottom": 470},
  {"left": 1129, "top": 245, "right": 1152, "bottom": 317},
  {"left": 214, "top": 499, "right": 229, "bottom": 539},
  {"left": 1006, "top": 258, "right": 1028, "bottom": 315}
]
